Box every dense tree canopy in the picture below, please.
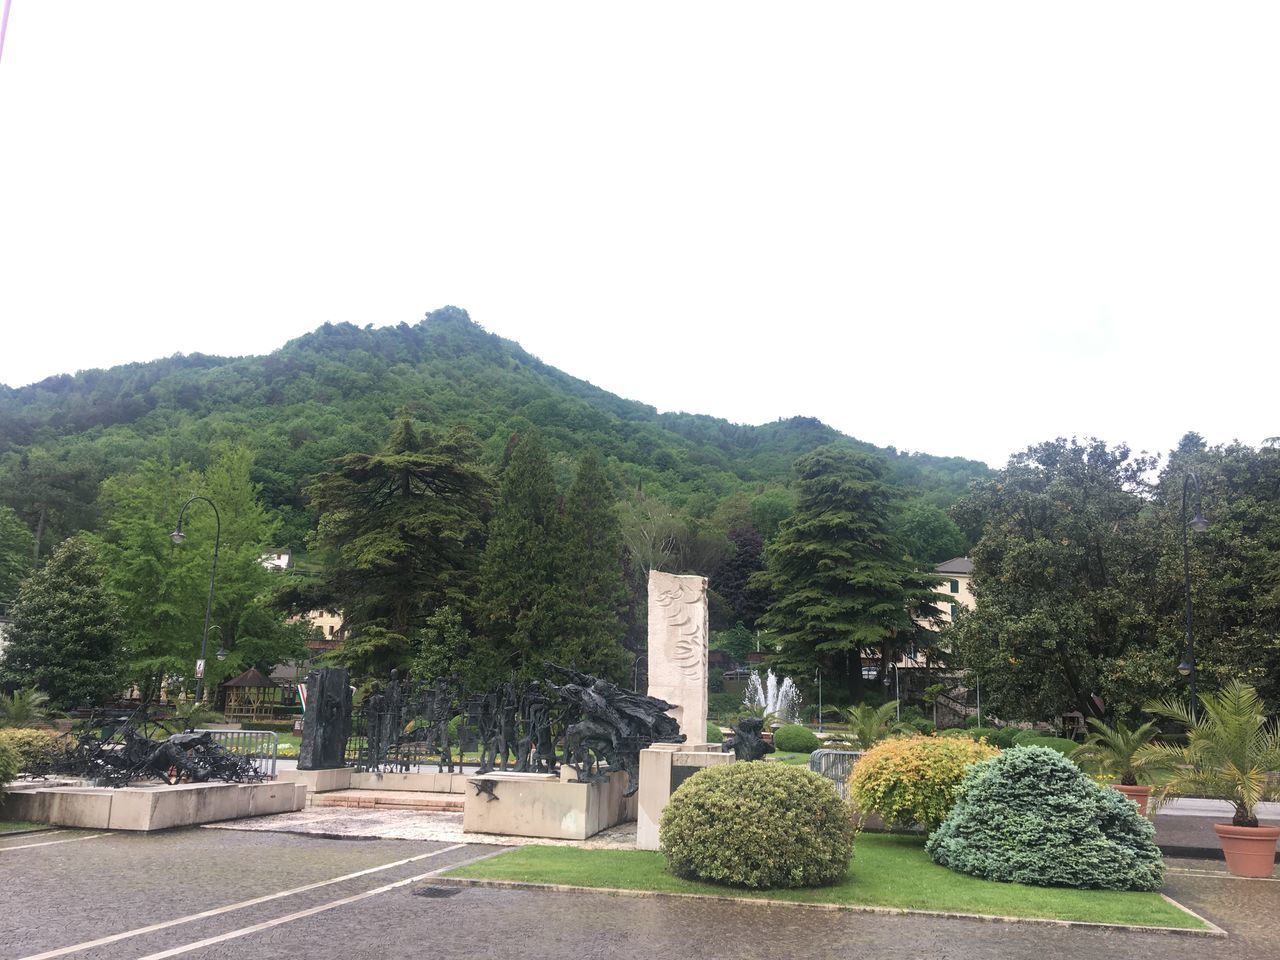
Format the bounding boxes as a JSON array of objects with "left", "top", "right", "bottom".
[
  {"left": 0, "top": 536, "right": 125, "bottom": 709},
  {"left": 307, "top": 420, "right": 493, "bottom": 677},
  {"left": 0, "top": 506, "right": 35, "bottom": 606},
  {"left": 754, "top": 447, "right": 947, "bottom": 704},
  {"left": 93, "top": 448, "right": 306, "bottom": 700},
  {"left": 947, "top": 438, "right": 1158, "bottom": 720}
]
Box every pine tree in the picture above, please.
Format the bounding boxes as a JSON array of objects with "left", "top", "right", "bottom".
[
  {"left": 307, "top": 420, "right": 493, "bottom": 677},
  {"left": 474, "top": 432, "right": 569, "bottom": 679},
  {"left": 0, "top": 536, "right": 125, "bottom": 709},
  {"left": 754, "top": 447, "right": 942, "bottom": 703},
  {"left": 557, "top": 449, "right": 630, "bottom": 679}
]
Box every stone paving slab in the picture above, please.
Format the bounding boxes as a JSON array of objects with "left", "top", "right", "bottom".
[{"left": 204, "top": 806, "right": 640, "bottom": 849}]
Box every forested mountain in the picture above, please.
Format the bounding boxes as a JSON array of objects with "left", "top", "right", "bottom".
[{"left": 0, "top": 307, "right": 989, "bottom": 555}]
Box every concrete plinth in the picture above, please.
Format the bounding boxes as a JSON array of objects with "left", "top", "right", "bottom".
[
  {"left": 278, "top": 767, "right": 353, "bottom": 793},
  {"left": 350, "top": 771, "right": 468, "bottom": 794},
  {"left": 0, "top": 781, "right": 307, "bottom": 831},
  {"left": 463, "top": 768, "right": 637, "bottom": 840},
  {"left": 636, "top": 744, "right": 734, "bottom": 850}
]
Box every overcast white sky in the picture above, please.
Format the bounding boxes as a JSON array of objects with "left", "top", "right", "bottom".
[{"left": 1, "top": 2, "right": 1276, "bottom": 468}]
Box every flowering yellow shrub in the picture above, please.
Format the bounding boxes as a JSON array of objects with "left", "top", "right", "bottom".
[
  {"left": 0, "top": 728, "right": 75, "bottom": 774},
  {"left": 848, "top": 735, "right": 999, "bottom": 832}
]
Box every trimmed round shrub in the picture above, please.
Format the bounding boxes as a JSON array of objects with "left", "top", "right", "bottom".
[
  {"left": 772, "top": 723, "right": 821, "bottom": 753},
  {"left": 848, "top": 735, "right": 999, "bottom": 831},
  {"left": 0, "top": 738, "right": 18, "bottom": 797},
  {"left": 0, "top": 728, "right": 75, "bottom": 775},
  {"left": 926, "top": 746, "right": 1163, "bottom": 891},
  {"left": 659, "top": 763, "right": 855, "bottom": 889},
  {"left": 705, "top": 721, "right": 724, "bottom": 744},
  {"left": 1011, "top": 734, "right": 1078, "bottom": 756}
]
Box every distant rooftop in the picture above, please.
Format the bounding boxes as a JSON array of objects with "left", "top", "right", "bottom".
[{"left": 934, "top": 556, "right": 973, "bottom": 575}]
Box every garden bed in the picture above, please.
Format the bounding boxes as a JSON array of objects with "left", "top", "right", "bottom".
[{"left": 445, "top": 834, "right": 1210, "bottom": 931}]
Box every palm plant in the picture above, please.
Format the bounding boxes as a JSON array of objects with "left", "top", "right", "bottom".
[
  {"left": 1139, "top": 680, "right": 1280, "bottom": 827},
  {"left": 844, "top": 700, "right": 901, "bottom": 749},
  {"left": 0, "top": 688, "right": 61, "bottom": 728},
  {"left": 1071, "top": 717, "right": 1161, "bottom": 786}
]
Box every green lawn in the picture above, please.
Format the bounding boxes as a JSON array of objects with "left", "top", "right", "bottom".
[
  {"left": 0, "top": 820, "right": 44, "bottom": 834},
  {"left": 446, "top": 834, "right": 1205, "bottom": 930},
  {"left": 766, "top": 751, "right": 815, "bottom": 766}
]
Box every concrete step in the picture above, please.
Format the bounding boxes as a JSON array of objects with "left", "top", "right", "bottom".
[{"left": 311, "top": 789, "right": 464, "bottom": 812}]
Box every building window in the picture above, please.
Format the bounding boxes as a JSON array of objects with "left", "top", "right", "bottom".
[{"left": 950, "top": 579, "right": 960, "bottom": 593}]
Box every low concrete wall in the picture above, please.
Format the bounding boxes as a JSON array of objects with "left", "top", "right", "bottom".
[
  {"left": 278, "top": 767, "right": 353, "bottom": 793},
  {"left": 636, "top": 744, "right": 735, "bottom": 850},
  {"left": 1, "top": 781, "right": 306, "bottom": 831},
  {"left": 350, "top": 770, "right": 468, "bottom": 794},
  {"left": 463, "top": 768, "right": 637, "bottom": 840}
]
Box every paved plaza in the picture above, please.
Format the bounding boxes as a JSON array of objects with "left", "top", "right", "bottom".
[{"left": 2, "top": 827, "right": 1279, "bottom": 960}]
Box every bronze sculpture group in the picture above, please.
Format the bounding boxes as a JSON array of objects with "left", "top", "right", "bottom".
[{"left": 345, "top": 663, "right": 686, "bottom": 796}]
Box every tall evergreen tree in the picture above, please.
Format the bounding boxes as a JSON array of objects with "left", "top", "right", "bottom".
[
  {"left": 307, "top": 420, "right": 493, "bottom": 677},
  {"left": 754, "top": 447, "right": 943, "bottom": 703},
  {"left": 0, "top": 536, "right": 125, "bottom": 709},
  {"left": 557, "top": 449, "right": 630, "bottom": 679},
  {"left": 474, "top": 432, "right": 569, "bottom": 679}
]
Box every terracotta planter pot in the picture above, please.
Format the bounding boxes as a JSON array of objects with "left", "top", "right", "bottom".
[
  {"left": 1213, "top": 823, "right": 1280, "bottom": 878},
  {"left": 1112, "top": 783, "right": 1153, "bottom": 815}
]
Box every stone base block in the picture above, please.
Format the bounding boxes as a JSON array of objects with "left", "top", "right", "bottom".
[
  {"left": 0, "top": 781, "right": 306, "bottom": 831},
  {"left": 463, "top": 769, "right": 637, "bottom": 840},
  {"left": 349, "top": 771, "right": 468, "bottom": 794},
  {"left": 637, "top": 744, "right": 734, "bottom": 850},
  {"left": 278, "top": 767, "right": 353, "bottom": 793}
]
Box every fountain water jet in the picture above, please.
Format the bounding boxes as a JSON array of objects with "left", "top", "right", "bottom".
[{"left": 743, "top": 670, "right": 801, "bottom": 724}]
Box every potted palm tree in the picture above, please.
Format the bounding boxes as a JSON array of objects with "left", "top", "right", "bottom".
[
  {"left": 1141, "top": 681, "right": 1280, "bottom": 878},
  {"left": 1071, "top": 717, "right": 1161, "bottom": 814}
]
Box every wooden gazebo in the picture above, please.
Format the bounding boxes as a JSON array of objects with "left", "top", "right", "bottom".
[{"left": 222, "top": 668, "right": 285, "bottom": 722}]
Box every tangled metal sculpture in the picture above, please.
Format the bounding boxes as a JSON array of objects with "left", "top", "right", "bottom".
[
  {"left": 347, "top": 663, "right": 686, "bottom": 796},
  {"left": 40, "top": 706, "right": 265, "bottom": 787}
]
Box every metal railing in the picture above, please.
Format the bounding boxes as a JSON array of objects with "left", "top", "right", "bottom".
[
  {"left": 195, "top": 729, "right": 279, "bottom": 778},
  {"left": 809, "top": 748, "right": 863, "bottom": 799}
]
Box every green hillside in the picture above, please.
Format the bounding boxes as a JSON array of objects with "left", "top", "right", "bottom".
[{"left": 0, "top": 307, "right": 988, "bottom": 555}]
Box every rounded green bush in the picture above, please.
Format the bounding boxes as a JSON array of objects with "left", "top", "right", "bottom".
[
  {"left": 848, "top": 735, "right": 999, "bottom": 831},
  {"left": 659, "top": 762, "right": 855, "bottom": 889},
  {"left": 1012, "top": 734, "right": 1078, "bottom": 756},
  {"left": 772, "top": 723, "right": 821, "bottom": 753},
  {"left": 705, "top": 721, "right": 724, "bottom": 744},
  {"left": 926, "top": 746, "right": 1163, "bottom": 891},
  {"left": 0, "top": 739, "right": 19, "bottom": 798}
]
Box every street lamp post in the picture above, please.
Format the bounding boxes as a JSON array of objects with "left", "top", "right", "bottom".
[
  {"left": 171, "top": 496, "right": 221, "bottom": 705},
  {"left": 883, "top": 662, "right": 901, "bottom": 722},
  {"left": 1177, "top": 472, "right": 1210, "bottom": 721}
]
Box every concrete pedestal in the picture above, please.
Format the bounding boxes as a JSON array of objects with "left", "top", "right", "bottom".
[
  {"left": 0, "top": 780, "right": 307, "bottom": 831},
  {"left": 278, "top": 767, "right": 353, "bottom": 793},
  {"left": 636, "top": 744, "right": 735, "bottom": 850},
  {"left": 463, "top": 768, "right": 637, "bottom": 840},
  {"left": 350, "top": 771, "right": 468, "bottom": 794}
]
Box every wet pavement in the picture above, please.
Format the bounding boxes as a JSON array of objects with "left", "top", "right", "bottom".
[{"left": 2, "top": 828, "right": 1280, "bottom": 960}]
